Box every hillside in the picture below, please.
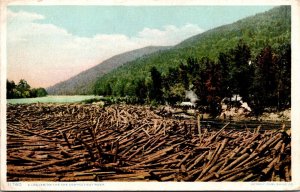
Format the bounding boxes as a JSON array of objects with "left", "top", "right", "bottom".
[
  {"left": 93, "top": 6, "right": 290, "bottom": 98},
  {"left": 176, "top": 5, "right": 290, "bottom": 57},
  {"left": 46, "top": 46, "right": 170, "bottom": 95}
]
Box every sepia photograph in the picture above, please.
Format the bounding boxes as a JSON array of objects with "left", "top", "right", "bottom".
[{"left": 1, "top": 0, "right": 300, "bottom": 191}]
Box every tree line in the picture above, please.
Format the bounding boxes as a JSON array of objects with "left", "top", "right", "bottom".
[
  {"left": 94, "top": 40, "right": 290, "bottom": 115},
  {"left": 7, "top": 79, "right": 48, "bottom": 99}
]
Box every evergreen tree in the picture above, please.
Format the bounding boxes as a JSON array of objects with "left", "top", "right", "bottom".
[
  {"left": 16, "top": 79, "right": 31, "bottom": 98},
  {"left": 252, "top": 45, "right": 276, "bottom": 113},
  {"left": 178, "top": 63, "right": 189, "bottom": 89},
  {"left": 229, "top": 40, "right": 252, "bottom": 101},
  {"left": 134, "top": 79, "right": 147, "bottom": 103},
  {"left": 274, "top": 43, "right": 291, "bottom": 109},
  {"left": 6, "top": 80, "right": 16, "bottom": 99},
  {"left": 31, "top": 88, "right": 48, "bottom": 97},
  {"left": 218, "top": 52, "right": 231, "bottom": 98},
  {"left": 149, "top": 67, "right": 163, "bottom": 103}
]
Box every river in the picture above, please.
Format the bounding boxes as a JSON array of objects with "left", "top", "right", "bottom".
[{"left": 7, "top": 95, "right": 101, "bottom": 104}]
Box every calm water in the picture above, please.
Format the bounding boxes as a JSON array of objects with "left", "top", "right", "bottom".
[{"left": 7, "top": 95, "right": 101, "bottom": 104}]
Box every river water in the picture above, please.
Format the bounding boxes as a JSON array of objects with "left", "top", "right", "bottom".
[{"left": 7, "top": 95, "right": 101, "bottom": 104}]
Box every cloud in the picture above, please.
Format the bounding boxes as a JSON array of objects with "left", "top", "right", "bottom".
[
  {"left": 137, "top": 24, "right": 203, "bottom": 45},
  {"left": 7, "top": 10, "right": 204, "bottom": 88},
  {"left": 7, "top": 10, "right": 45, "bottom": 22}
]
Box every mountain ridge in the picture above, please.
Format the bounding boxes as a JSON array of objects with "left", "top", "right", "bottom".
[{"left": 46, "top": 46, "right": 171, "bottom": 95}]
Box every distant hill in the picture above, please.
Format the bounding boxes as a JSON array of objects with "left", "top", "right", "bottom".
[
  {"left": 93, "top": 6, "right": 290, "bottom": 95},
  {"left": 46, "top": 46, "right": 170, "bottom": 95}
]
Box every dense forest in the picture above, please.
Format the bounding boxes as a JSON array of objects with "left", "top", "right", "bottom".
[
  {"left": 93, "top": 6, "right": 291, "bottom": 115},
  {"left": 7, "top": 79, "right": 48, "bottom": 99},
  {"left": 94, "top": 41, "right": 290, "bottom": 115}
]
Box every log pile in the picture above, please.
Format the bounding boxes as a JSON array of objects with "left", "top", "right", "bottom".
[{"left": 6, "top": 104, "right": 291, "bottom": 181}]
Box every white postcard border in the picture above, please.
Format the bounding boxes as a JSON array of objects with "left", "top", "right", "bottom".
[{"left": 1, "top": 0, "right": 300, "bottom": 191}]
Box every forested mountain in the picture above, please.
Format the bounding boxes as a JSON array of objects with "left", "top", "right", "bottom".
[
  {"left": 93, "top": 6, "right": 291, "bottom": 114},
  {"left": 176, "top": 5, "right": 290, "bottom": 57},
  {"left": 46, "top": 46, "right": 170, "bottom": 95}
]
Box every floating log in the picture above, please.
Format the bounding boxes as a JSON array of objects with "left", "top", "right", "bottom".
[{"left": 6, "top": 104, "right": 291, "bottom": 182}]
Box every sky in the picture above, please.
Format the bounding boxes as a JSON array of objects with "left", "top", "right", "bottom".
[{"left": 7, "top": 5, "right": 274, "bottom": 88}]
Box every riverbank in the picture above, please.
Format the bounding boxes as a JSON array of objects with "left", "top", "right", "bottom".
[
  {"left": 155, "top": 104, "right": 291, "bottom": 122},
  {"left": 219, "top": 107, "right": 291, "bottom": 121}
]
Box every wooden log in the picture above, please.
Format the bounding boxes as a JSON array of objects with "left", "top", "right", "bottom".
[
  {"left": 239, "top": 140, "right": 258, "bottom": 154},
  {"left": 116, "top": 123, "right": 149, "bottom": 142},
  {"left": 59, "top": 130, "right": 72, "bottom": 149},
  {"left": 22, "top": 155, "right": 84, "bottom": 171},
  {"left": 237, "top": 135, "right": 282, "bottom": 169},
  {"left": 160, "top": 174, "right": 176, "bottom": 181},
  {"left": 176, "top": 152, "right": 191, "bottom": 168},
  {"left": 138, "top": 143, "right": 181, "bottom": 165},
  {"left": 220, "top": 153, "right": 250, "bottom": 173},
  {"left": 123, "top": 159, "right": 180, "bottom": 170},
  {"left": 207, "top": 122, "right": 230, "bottom": 143},
  {"left": 10, "top": 125, "right": 56, "bottom": 141},
  {"left": 197, "top": 114, "right": 202, "bottom": 143},
  {"left": 183, "top": 167, "right": 204, "bottom": 181},
  {"left": 187, "top": 151, "right": 208, "bottom": 171},
  {"left": 219, "top": 145, "right": 242, "bottom": 170},
  {"left": 76, "top": 137, "right": 96, "bottom": 161},
  {"left": 284, "top": 165, "right": 291, "bottom": 181},
  {"left": 225, "top": 172, "right": 245, "bottom": 181},
  {"left": 219, "top": 157, "right": 270, "bottom": 180},
  {"left": 127, "top": 146, "right": 144, "bottom": 160},
  {"left": 7, "top": 155, "right": 43, "bottom": 165},
  {"left": 200, "top": 160, "right": 225, "bottom": 181},
  {"left": 112, "top": 141, "right": 119, "bottom": 163},
  {"left": 241, "top": 173, "right": 258, "bottom": 181},
  {"left": 142, "top": 128, "right": 151, "bottom": 138},
  {"left": 143, "top": 140, "right": 166, "bottom": 155},
  {"left": 198, "top": 138, "right": 228, "bottom": 179}
]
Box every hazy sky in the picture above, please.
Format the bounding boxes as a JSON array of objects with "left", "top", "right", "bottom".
[{"left": 7, "top": 5, "right": 274, "bottom": 88}]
